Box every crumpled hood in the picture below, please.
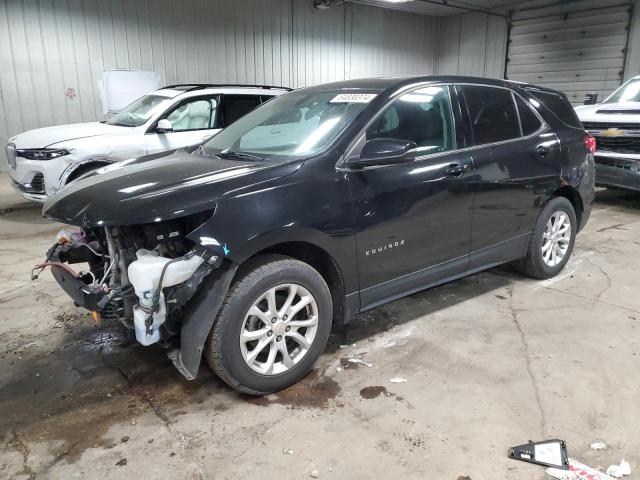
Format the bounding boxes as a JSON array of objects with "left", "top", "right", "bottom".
[
  {"left": 9, "top": 122, "right": 130, "bottom": 148},
  {"left": 43, "top": 150, "right": 302, "bottom": 227},
  {"left": 575, "top": 102, "right": 640, "bottom": 124}
]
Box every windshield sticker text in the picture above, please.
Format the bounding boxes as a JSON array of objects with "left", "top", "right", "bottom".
[{"left": 330, "top": 93, "right": 377, "bottom": 104}]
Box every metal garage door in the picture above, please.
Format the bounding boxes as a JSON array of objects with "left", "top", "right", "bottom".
[{"left": 506, "top": 1, "right": 632, "bottom": 105}]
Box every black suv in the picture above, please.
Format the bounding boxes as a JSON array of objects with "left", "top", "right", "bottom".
[{"left": 42, "top": 76, "right": 595, "bottom": 394}]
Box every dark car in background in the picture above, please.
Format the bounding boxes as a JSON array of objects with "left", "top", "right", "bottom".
[{"left": 40, "top": 76, "right": 595, "bottom": 395}]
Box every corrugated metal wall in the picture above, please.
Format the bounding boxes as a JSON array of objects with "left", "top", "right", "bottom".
[
  {"left": 349, "top": 5, "right": 440, "bottom": 78},
  {"left": 506, "top": 0, "right": 632, "bottom": 105},
  {"left": 0, "top": 0, "right": 451, "bottom": 171},
  {"left": 437, "top": 12, "right": 509, "bottom": 78},
  {"left": 625, "top": 0, "right": 640, "bottom": 81},
  {"left": 290, "top": 2, "right": 440, "bottom": 85},
  {"left": 0, "top": 1, "right": 512, "bottom": 172},
  {"left": 0, "top": 0, "right": 301, "bottom": 148}
]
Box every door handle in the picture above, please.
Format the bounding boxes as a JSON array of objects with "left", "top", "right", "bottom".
[
  {"left": 446, "top": 163, "right": 469, "bottom": 177},
  {"left": 536, "top": 145, "right": 551, "bottom": 156}
]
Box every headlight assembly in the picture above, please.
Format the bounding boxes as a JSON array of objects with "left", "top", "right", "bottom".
[{"left": 17, "top": 149, "right": 70, "bottom": 160}]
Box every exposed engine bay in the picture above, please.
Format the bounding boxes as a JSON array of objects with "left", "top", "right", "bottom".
[{"left": 35, "top": 211, "right": 220, "bottom": 350}]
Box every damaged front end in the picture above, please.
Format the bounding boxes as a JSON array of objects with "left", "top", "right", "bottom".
[
  {"left": 36, "top": 213, "right": 236, "bottom": 380},
  {"left": 35, "top": 150, "right": 298, "bottom": 380}
]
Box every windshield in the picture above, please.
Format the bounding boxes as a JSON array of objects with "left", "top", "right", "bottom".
[
  {"left": 201, "top": 90, "right": 377, "bottom": 161},
  {"left": 105, "top": 94, "right": 170, "bottom": 127},
  {"left": 605, "top": 79, "right": 640, "bottom": 104}
]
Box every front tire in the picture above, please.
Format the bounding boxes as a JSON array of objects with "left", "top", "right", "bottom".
[
  {"left": 516, "top": 196, "right": 577, "bottom": 279},
  {"left": 204, "top": 255, "right": 333, "bottom": 395}
]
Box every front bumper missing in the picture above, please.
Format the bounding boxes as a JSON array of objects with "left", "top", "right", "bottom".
[
  {"left": 49, "top": 262, "right": 105, "bottom": 310},
  {"left": 39, "top": 243, "right": 109, "bottom": 312},
  {"left": 42, "top": 242, "right": 237, "bottom": 381}
]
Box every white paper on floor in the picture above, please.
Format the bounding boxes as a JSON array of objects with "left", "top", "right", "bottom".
[
  {"left": 606, "top": 460, "right": 631, "bottom": 478},
  {"left": 546, "top": 458, "right": 614, "bottom": 480},
  {"left": 346, "top": 358, "right": 373, "bottom": 368},
  {"left": 389, "top": 377, "right": 407, "bottom": 383}
]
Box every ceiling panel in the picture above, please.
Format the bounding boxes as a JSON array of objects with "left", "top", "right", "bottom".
[{"left": 349, "top": 0, "right": 522, "bottom": 17}]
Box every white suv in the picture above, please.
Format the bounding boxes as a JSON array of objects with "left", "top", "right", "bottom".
[{"left": 6, "top": 84, "right": 289, "bottom": 202}]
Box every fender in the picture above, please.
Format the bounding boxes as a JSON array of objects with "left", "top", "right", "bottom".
[
  {"left": 184, "top": 154, "right": 359, "bottom": 293},
  {"left": 176, "top": 228, "right": 353, "bottom": 380},
  {"left": 187, "top": 198, "right": 359, "bottom": 294},
  {"left": 58, "top": 157, "right": 116, "bottom": 187},
  {"left": 191, "top": 223, "right": 344, "bottom": 265}
]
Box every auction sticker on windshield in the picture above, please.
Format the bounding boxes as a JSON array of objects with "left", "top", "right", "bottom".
[{"left": 330, "top": 93, "right": 377, "bottom": 103}]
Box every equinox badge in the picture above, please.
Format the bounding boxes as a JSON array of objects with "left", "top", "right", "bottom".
[{"left": 365, "top": 240, "right": 405, "bottom": 256}]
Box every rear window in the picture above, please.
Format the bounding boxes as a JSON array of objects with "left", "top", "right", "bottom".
[{"left": 524, "top": 88, "right": 582, "bottom": 128}]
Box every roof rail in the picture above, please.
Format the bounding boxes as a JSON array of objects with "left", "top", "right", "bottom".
[{"left": 161, "top": 83, "right": 293, "bottom": 92}]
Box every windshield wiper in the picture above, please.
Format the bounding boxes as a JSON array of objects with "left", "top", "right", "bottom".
[
  {"left": 106, "top": 122, "right": 134, "bottom": 127},
  {"left": 217, "top": 150, "right": 265, "bottom": 162}
]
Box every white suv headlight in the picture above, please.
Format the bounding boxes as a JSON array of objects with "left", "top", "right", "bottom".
[{"left": 18, "top": 149, "right": 70, "bottom": 160}]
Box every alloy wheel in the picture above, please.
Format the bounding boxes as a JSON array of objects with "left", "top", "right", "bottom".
[
  {"left": 541, "top": 211, "right": 572, "bottom": 267},
  {"left": 239, "top": 283, "right": 319, "bottom": 375}
]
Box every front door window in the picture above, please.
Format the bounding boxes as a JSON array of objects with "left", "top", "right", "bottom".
[
  {"left": 367, "top": 85, "right": 456, "bottom": 156},
  {"left": 165, "top": 98, "right": 217, "bottom": 131}
]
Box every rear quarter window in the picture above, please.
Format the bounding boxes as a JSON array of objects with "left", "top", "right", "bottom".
[
  {"left": 514, "top": 94, "right": 542, "bottom": 136},
  {"left": 524, "top": 88, "right": 582, "bottom": 128}
]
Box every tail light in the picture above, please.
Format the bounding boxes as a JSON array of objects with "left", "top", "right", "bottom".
[{"left": 585, "top": 133, "right": 596, "bottom": 154}]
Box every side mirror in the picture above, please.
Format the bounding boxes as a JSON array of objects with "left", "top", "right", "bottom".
[
  {"left": 156, "top": 119, "right": 173, "bottom": 133},
  {"left": 348, "top": 138, "right": 417, "bottom": 169},
  {"left": 583, "top": 93, "right": 598, "bottom": 105},
  {"left": 509, "top": 439, "right": 569, "bottom": 470}
]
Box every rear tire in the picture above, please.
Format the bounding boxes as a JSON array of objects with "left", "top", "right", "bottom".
[
  {"left": 516, "top": 196, "right": 577, "bottom": 279},
  {"left": 204, "top": 255, "right": 333, "bottom": 395}
]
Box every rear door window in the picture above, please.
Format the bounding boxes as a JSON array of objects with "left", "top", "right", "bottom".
[
  {"left": 221, "top": 95, "right": 262, "bottom": 127},
  {"left": 515, "top": 95, "right": 542, "bottom": 136},
  {"left": 461, "top": 85, "right": 520, "bottom": 145}
]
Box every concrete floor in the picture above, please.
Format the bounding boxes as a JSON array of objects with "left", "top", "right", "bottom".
[{"left": 0, "top": 173, "right": 639, "bottom": 479}]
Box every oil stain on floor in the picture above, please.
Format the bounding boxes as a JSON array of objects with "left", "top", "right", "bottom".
[{"left": 0, "top": 319, "right": 226, "bottom": 463}]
